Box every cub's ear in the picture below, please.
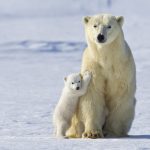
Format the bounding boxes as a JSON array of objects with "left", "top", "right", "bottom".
[
  {"left": 79, "top": 73, "right": 83, "bottom": 79},
  {"left": 64, "top": 77, "right": 67, "bottom": 82},
  {"left": 83, "top": 16, "right": 91, "bottom": 24},
  {"left": 116, "top": 16, "right": 124, "bottom": 26}
]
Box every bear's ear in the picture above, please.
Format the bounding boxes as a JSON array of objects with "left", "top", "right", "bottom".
[
  {"left": 83, "top": 16, "right": 91, "bottom": 24},
  {"left": 64, "top": 77, "right": 67, "bottom": 82},
  {"left": 116, "top": 16, "right": 124, "bottom": 26}
]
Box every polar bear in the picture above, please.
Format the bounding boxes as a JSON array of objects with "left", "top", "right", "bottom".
[
  {"left": 53, "top": 71, "right": 92, "bottom": 138},
  {"left": 67, "top": 14, "right": 136, "bottom": 138}
]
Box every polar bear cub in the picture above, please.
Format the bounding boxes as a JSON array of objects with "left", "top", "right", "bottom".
[{"left": 53, "top": 71, "right": 92, "bottom": 138}]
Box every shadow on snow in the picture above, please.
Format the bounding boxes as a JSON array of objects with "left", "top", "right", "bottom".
[{"left": 0, "top": 40, "right": 86, "bottom": 52}]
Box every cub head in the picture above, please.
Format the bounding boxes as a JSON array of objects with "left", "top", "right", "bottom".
[
  {"left": 83, "top": 14, "right": 124, "bottom": 45},
  {"left": 64, "top": 73, "right": 82, "bottom": 91}
]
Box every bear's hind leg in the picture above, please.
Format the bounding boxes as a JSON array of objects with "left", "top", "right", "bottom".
[
  {"left": 56, "top": 121, "right": 70, "bottom": 138},
  {"left": 104, "top": 97, "right": 136, "bottom": 137}
]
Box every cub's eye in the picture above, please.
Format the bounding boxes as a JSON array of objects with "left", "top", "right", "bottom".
[
  {"left": 93, "top": 25, "right": 97, "bottom": 28},
  {"left": 107, "top": 25, "right": 111, "bottom": 29},
  {"left": 72, "top": 82, "right": 74, "bottom": 84},
  {"left": 78, "top": 81, "right": 80, "bottom": 83}
]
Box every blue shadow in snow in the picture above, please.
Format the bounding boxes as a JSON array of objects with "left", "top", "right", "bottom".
[
  {"left": 0, "top": 40, "right": 87, "bottom": 53},
  {"left": 128, "top": 135, "right": 150, "bottom": 139}
]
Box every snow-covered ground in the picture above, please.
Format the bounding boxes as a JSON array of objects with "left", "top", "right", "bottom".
[{"left": 0, "top": 0, "right": 150, "bottom": 149}]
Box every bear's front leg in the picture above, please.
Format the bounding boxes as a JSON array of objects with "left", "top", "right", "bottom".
[{"left": 79, "top": 84, "right": 106, "bottom": 138}]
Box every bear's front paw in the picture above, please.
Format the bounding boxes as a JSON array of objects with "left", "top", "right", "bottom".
[{"left": 82, "top": 130, "right": 104, "bottom": 139}]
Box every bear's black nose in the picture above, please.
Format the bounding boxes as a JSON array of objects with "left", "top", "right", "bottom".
[
  {"left": 76, "top": 87, "right": 80, "bottom": 90},
  {"left": 97, "top": 34, "right": 105, "bottom": 43}
]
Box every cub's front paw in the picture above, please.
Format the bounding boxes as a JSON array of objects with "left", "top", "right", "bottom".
[
  {"left": 82, "top": 130, "right": 104, "bottom": 139},
  {"left": 83, "top": 71, "right": 92, "bottom": 79}
]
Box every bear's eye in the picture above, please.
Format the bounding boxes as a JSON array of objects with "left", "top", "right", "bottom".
[
  {"left": 93, "top": 25, "right": 97, "bottom": 28},
  {"left": 107, "top": 25, "right": 111, "bottom": 29},
  {"left": 72, "top": 82, "right": 74, "bottom": 84},
  {"left": 78, "top": 81, "right": 80, "bottom": 83}
]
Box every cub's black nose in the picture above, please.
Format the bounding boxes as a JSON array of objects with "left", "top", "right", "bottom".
[
  {"left": 76, "top": 87, "right": 80, "bottom": 90},
  {"left": 97, "top": 34, "right": 105, "bottom": 43}
]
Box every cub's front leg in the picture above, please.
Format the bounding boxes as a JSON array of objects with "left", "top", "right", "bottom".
[{"left": 79, "top": 71, "right": 92, "bottom": 95}]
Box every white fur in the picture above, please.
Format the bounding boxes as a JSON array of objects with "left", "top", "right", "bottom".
[
  {"left": 67, "top": 14, "right": 136, "bottom": 138},
  {"left": 53, "top": 71, "right": 91, "bottom": 138}
]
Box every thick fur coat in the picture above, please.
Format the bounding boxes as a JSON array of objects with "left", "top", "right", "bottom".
[
  {"left": 67, "top": 14, "right": 136, "bottom": 138},
  {"left": 53, "top": 72, "right": 91, "bottom": 138}
]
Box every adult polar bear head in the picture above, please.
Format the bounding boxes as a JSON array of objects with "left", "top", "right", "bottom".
[{"left": 84, "top": 14, "right": 124, "bottom": 46}]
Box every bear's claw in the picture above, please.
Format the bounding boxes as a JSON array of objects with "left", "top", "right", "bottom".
[{"left": 82, "top": 130, "right": 104, "bottom": 139}]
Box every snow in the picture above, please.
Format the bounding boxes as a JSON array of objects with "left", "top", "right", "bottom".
[
  {"left": 0, "top": 0, "right": 150, "bottom": 149},
  {"left": 0, "top": 137, "right": 150, "bottom": 150}
]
